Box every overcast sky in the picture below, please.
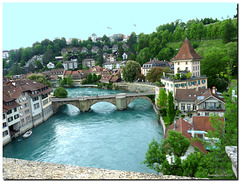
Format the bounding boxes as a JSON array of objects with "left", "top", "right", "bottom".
[{"left": 2, "top": 2, "right": 237, "bottom": 50}]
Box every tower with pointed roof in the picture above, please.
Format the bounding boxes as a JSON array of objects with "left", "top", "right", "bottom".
[
  {"left": 160, "top": 37, "right": 208, "bottom": 96},
  {"left": 171, "top": 37, "right": 202, "bottom": 77}
]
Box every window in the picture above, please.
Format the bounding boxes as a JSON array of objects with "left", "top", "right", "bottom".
[
  {"left": 14, "top": 108, "right": 17, "bottom": 112},
  {"left": 7, "top": 109, "right": 12, "bottom": 115},
  {"left": 26, "top": 116, "right": 31, "bottom": 122},
  {"left": 187, "top": 104, "right": 191, "bottom": 110},
  {"left": 193, "top": 73, "right": 195, "bottom": 77},
  {"left": 198, "top": 80, "right": 201, "bottom": 85},
  {"left": 171, "top": 84, "right": 173, "bottom": 87},
  {"left": 181, "top": 104, "right": 185, "bottom": 110},
  {"left": 24, "top": 103, "right": 28, "bottom": 108},
  {"left": 34, "top": 103, "right": 40, "bottom": 110},
  {"left": 178, "top": 62, "right": 180, "bottom": 65},
  {"left": 21, "top": 118, "right": 24, "bottom": 123},
  {"left": 186, "top": 67, "right": 188, "bottom": 71},
  {"left": 25, "top": 109, "right": 30, "bottom": 114},
  {"left": 32, "top": 97, "right": 39, "bottom": 102},
  {"left": 3, "top": 130, "right": 8, "bottom": 137},
  {"left": 3, "top": 122, "right": 7, "bottom": 128},
  {"left": 3, "top": 114, "right": 6, "bottom": 120},
  {"left": 186, "top": 61, "right": 188, "bottom": 65},
  {"left": 14, "top": 114, "right": 19, "bottom": 119},
  {"left": 205, "top": 112, "right": 209, "bottom": 116},
  {"left": 8, "top": 117, "right": 13, "bottom": 122},
  {"left": 193, "top": 67, "right": 195, "bottom": 71}
]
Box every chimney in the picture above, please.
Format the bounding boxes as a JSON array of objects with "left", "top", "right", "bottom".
[
  {"left": 212, "top": 86, "right": 216, "bottom": 94},
  {"left": 191, "top": 128, "right": 194, "bottom": 138}
]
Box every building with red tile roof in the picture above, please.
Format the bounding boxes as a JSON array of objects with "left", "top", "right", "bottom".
[{"left": 165, "top": 118, "right": 207, "bottom": 155}]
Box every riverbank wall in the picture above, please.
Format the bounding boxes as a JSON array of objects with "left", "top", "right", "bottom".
[
  {"left": 3, "top": 157, "right": 196, "bottom": 179},
  {"left": 113, "top": 82, "right": 156, "bottom": 93}
]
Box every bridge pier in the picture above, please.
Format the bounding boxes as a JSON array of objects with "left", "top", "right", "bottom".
[
  {"left": 116, "top": 93, "right": 127, "bottom": 110},
  {"left": 78, "top": 99, "right": 91, "bottom": 112}
]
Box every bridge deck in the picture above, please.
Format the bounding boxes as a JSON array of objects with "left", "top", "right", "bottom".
[{"left": 52, "top": 92, "right": 155, "bottom": 102}]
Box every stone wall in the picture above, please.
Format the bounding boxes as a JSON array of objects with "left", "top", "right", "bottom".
[
  {"left": 114, "top": 82, "right": 156, "bottom": 93},
  {"left": 3, "top": 158, "right": 195, "bottom": 179}
]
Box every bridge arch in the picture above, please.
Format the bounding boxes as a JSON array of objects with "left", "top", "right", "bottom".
[
  {"left": 126, "top": 96, "right": 154, "bottom": 107},
  {"left": 88, "top": 98, "right": 117, "bottom": 109},
  {"left": 52, "top": 101, "right": 81, "bottom": 113}
]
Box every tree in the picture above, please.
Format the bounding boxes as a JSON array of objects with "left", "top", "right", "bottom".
[
  {"left": 71, "top": 38, "right": 79, "bottom": 47},
  {"left": 146, "top": 67, "right": 163, "bottom": 83},
  {"left": 157, "top": 47, "right": 174, "bottom": 61},
  {"left": 219, "top": 19, "right": 236, "bottom": 44},
  {"left": 122, "top": 61, "right": 141, "bottom": 82},
  {"left": 91, "top": 73, "right": 98, "bottom": 83},
  {"left": 97, "top": 49, "right": 104, "bottom": 66},
  {"left": 54, "top": 87, "right": 68, "bottom": 98},
  {"left": 127, "top": 32, "right": 137, "bottom": 52},
  {"left": 201, "top": 48, "right": 230, "bottom": 92},
  {"left": 27, "top": 74, "right": 52, "bottom": 87},
  {"left": 136, "top": 47, "right": 152, "bottom": 66},
  {"left": 157, "top": 88, "right": 167, "bottom": 108},
  {"left": 174, "top": 26, "right": 184, "bottom": 42},
  {"left": 149, "top": 38, "right": 162, "bottom": 56},
  {"left": 86, "top": 73, "right": 92, "bottom": 83},
  {"left": 66, "top": 74, "right": 73, "bottom": 87},
  {"left": 143, "top": 130, "right": 190, "bottom": 175},
  {"left": 190, "top": 22, "right": 197, "bottom": 40},
  {"left": 35, "top": 60, "right": 43, "bottom": 70},
  {"left": 167, "top": 92, "right": 175, "bottom": 125},
  {"left": 55, "top": 62, "right": 63, "bottom": 69},
  {"left": 197, "top": 22, "right": 204, "bottom": 40}
]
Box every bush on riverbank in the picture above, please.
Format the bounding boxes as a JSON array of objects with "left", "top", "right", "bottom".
[{"left": 54, "top": 87, "right": 68, "bottom": 98}]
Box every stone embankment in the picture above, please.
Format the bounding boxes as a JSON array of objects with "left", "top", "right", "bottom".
[{"left": 3, "top": 158, "right": 195, "bottom": 179}]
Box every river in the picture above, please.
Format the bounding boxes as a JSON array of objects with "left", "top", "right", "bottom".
[{"left": 3, "top": 87, "right": 164, "bottom": 174}]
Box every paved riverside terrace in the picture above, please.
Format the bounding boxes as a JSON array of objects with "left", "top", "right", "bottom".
[
  {"left": 52, "top": 92, "right": 155, "bottom": 113},
  {"left": 3, "top": 158, "right": 197, "bottom": 179}
]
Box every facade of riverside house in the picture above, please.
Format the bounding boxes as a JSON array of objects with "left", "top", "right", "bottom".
[
  {"left": 61, "top": 48, "right": 68, "bottom": 56},
  {"left": 196, "top": 87, "right": 226, "bottom": 117},
  {"left": 112, "top": 44, "right": 118, "bottom": 53},
  {"left": 3, "top": 89, "right": 21, "bottom": 145},
  {"left": 103, "top": 45, "right": 109, "bottom": 52},
  {"left": 3, "top": 83, "right": 33, "bottom": 134},
  {"left": 91, "top": 46, "right": 99, "bottom": 53},
  {"left": 81, "top": 47, "right": 88, "bottom": 53},
  {"left": 142, "top": 58, "right": 169, "bottom": 76},
  {"left": 14, "top": 79, "right": 53, "bottom": 127},
  {"left": 103, "top": 61, "right": 126, "bottom": 70},
  {"left": 82, "top": 58, "right": 96, "bottom": 68},
  {"left": 62, "top": 61, "right": 78, "bottom": 70},
  {"left": 161, "top": 37, "right": 208, "bottom": 96},
  {"left": 175, "top": 88, "right": 207, "bottom": 112}
]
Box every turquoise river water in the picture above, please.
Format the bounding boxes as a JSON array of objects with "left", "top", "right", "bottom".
[{"left": 3, "top": 88, "right": 164, "bottom": 174}]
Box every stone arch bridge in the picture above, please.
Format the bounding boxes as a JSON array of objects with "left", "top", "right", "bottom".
[{"left": 52, "top": 92, "right": 155, "bottom": 113}]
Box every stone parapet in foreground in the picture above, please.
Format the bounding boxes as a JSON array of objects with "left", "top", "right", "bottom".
[{"left": 3, "top": 158, "right": 195, "bottom": 179}]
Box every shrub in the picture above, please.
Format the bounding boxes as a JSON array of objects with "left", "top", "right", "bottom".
[
  {"left": 181, "top": 114, "right": 185, "bottom": 118},
  {"left": 54, "top": 87, "right": 68, "bottom": 98},
  {"left": 159, "top": 108, "right": 167, "bottom": 117}
]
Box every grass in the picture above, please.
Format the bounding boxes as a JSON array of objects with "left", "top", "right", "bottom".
[{"left": 167, "top": 39, "right": 226, "bottom": 58}]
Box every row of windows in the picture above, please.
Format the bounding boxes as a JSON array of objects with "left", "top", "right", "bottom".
[
  {"left": 174, "top": 80, "right": 206, "bottom": 88},
  {"left": 34, "top": 103, "right": 40, "bottom": 110},
  {"left": 193, "top": 66, "right": 200, "bottom": 71},
  {"left": 32, "top": 97, "right": 39, "bottom": 102}
]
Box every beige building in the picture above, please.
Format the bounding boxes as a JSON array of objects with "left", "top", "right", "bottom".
[{"left": 161, "top": 37, "right": 207, "bottom": 96}]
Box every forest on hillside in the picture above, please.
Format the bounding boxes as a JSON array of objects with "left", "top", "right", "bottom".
[{"left": 3, "top": 17, "right": 238, "bottom": 91}]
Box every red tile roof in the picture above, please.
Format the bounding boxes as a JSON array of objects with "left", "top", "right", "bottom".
[
  {"left": 165, "top": 118, "right": 207, "bottom": 154},
  {"left": 193, "top": 116, "right": 224, "bottom": 134},
  {"left": 175, "top": 88, "right": 207, "bottom": 101},
  {"left": 171, "top": 37, "right": 203, "bottom": 61}
]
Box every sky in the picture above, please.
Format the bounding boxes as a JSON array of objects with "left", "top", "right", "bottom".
[{"left": 1, "top": 1, "right": 238, "bottom": 50}]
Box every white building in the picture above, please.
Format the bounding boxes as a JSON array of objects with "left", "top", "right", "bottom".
[
  {"left": 47, "top": 62, "right": 55, "bottom": 69},
  {"left": 122, "top": 52, "right": 128, "bottom": 60},
  {"left": 103, "top": 61, "right": 126, "bottom": 70},
  {"left": 3, "top": 50, "right": 10, "bottom": 59},
  {"left": 63, "top": 61, "right": 78, "bottom": 70}
]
